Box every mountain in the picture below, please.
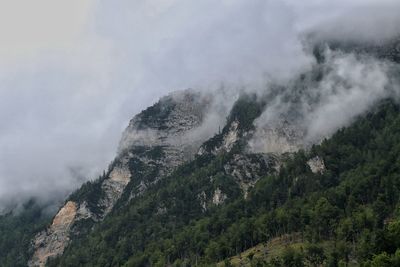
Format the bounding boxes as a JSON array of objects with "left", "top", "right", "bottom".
[
  {"left": 0, "top": 39, "right": 400, "bottom": 267},
  {"left": 29, "top": 90, "right": 219, "bottom": 266}
]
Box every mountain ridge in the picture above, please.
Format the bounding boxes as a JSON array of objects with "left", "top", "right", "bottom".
[{"left": 0, "top": 38, "right": 399, "bottom": 266}]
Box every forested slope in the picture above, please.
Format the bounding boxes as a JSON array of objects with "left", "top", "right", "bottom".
[
  {"left": 0, "top": 201, "right": 52, "bottom": 267},
  {"left": 48, "top": 100, "right": 400, "bottom": 266},
  {"left": 1, "top": 38, "right": 399, "bottom": 267}
]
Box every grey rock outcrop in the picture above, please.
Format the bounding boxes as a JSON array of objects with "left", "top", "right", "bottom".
[
  {"left": 29, "top": 90, "right": 216, "bottom": 266},
  {"left": 307, "top": 156, "right": 326, "bottom": 174},
  {"left": 212, "top": 188, "right": 227, "bottom": 205},
  {"left": 29, "top": 201, "right": 77, "bottom": 267},
  {"left": 224, "top": 154, "right": 277, "bottom": 198}
]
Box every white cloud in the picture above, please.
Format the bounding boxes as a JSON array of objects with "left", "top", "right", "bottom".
[
  {"left": 0, "top": 0, "right": 400, "bottom": 210},
  {"left": 0, "top": 0, "right": 95, "bottom": 64},
  {"left": 249, "top": 49, "right": 398, "bottom": 154}
]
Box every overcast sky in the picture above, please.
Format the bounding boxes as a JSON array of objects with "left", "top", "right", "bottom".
[{"left": 0, "top": 0, "right": 399, "bottom": 210}]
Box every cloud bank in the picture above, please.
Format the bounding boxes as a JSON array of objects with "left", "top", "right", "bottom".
[
  {"left": 249, "top": 48, "right": 400, "bottom": 153},
  {"left": 0, "top": 0, "right": 400, "bottom": 211}
]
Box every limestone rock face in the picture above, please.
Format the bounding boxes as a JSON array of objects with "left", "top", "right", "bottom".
[
  {"left": 307, "top": 156, "right": 326, "bottom": 174},
  {"left": 224, "top": 154, "right": 277, "bottom": 198},
  {"left": 29, "top": 162, "right": 134, "bottom": 266},
  {"left": 119, "top": 91, "right": 216, "bottom": 199},
  {"left": 220, "top": 121, "right": 239, "bottom": 153},
  {"left": 212, "top": 188, "right": 227, "bottom": 205},
  {"left": 119, "top": 90, "right": 211, "bottom": 154},
  {"left": 75, "top": 201, "right": 95, "bottom": 220},
  {"left": 197, "top": 120, "right": 240, "bottom": 156},
  {"left": 29, "top": 201, "right": 77, "bottom": 267},
  {"left": 198, "top": 191, "right": 207, "bottom": 211},
  {"left": 100, "top": 163, "right": 132, "bottom": 215},
  {"left": 249, "top": 120, "right": 304, "bottom": 154},
  {"left": 29, "top": 90, "right": 216, "bottom": 266},
  {"left": 29, "top": 90, "right": 310, "bottom": 266}
]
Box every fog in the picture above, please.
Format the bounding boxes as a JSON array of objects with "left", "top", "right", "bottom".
[
  {"left": 0, "top": 0, "right": 399, "bottom": 211},
  {"left": 249, "top": 49, "right": 400, "bottom": 153}
]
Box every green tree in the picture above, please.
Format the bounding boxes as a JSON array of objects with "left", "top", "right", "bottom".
[{"left": 305, "top": 244, "right": 326, "bottom": 266}]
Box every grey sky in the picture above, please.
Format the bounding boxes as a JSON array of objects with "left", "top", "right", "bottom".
[{"left": 0, "top": 0, "right": 399, "bottom": 210}]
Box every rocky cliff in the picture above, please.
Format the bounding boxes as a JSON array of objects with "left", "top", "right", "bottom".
[
  {"left": 18, "top": 36, "right": 400, "bottom": 267},
  {"left": 28, "top": 74, "right": 353, "bottom": 265},
  {"left": 28, "top": 84, "right": 337, "bottom": 266},
  {"left": 29, "top": 90, "right": 218, "bottom": 266}
]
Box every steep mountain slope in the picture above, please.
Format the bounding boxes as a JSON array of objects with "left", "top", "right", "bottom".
[
  {"left": 0, "top": 201, "right": 52, "bottom": 267},
  {"left": 44, "top": 40, "right": 400, "bottom": 267},
  {"left": 50, "top": 99, "right": 400, "bottom": 267},
  {"left": 45, "top": 92, "right": 281, "bottom": 267},
  {"left": 0, "top": 38, "right": 399, "bottom": 267},
  {"left": 29, "top": 90, "right": 219, "bottom": 266}
]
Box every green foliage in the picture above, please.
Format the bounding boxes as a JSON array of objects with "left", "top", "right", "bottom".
[
  {"left": 45, "top": 100, "right": 400, "bottom": 266},
  {"left": 136, "top": 96, "right": 176, "bottom": 130},
  {"left": 305, "top": 244, "right": 325, "bottom": 266},
  {"left": 0, "top": 98, "right": 394, "bottom": 267},
  {"left": 281, "top": 247, "right": 305, "bottom": 267},
  {"left": 226, "top": 93, "right": 264, "bottom": 132},
  {"left": 201, "top": 93, "right": 265, "bottom": 153},
  {"left": 0, "top": 200, "right": 52, "bottom": 267},
  {"left": 68, "top": 173, "right": 106, "bottom": 215}
]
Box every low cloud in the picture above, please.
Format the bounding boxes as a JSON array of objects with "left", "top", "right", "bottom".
[
  {"left": 0, "top": 0, "right": 400, "bottom": 210},
  {"left": 250, "top": 48, "right": 400, "bottom": 153},
  {"left": 303, "top": 51, "right": 394, "bottom": 142}
]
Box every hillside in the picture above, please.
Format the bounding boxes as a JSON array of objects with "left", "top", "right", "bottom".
[
  {"left": 0, "top": 201, "right": 52, "bottom": 267},
  {"left": 0, "top": 39, "right": 399, "bottom": 267},
  {"left": 47, "top": 99, "right": 400, "bottom": 267}
]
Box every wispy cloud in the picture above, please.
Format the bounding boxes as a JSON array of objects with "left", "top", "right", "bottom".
[{"left": 0, "top": 0, "right": 399, "bottom": 210}]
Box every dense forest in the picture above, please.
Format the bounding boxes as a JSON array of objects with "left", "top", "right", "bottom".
[
  {"left": 1, "top": 96, "right": 400, "bottom": 267},
  {"left": 39, "top": 99, "right": 400, "bottom": 267},
  {"left": 0, "top": 201, "right": 52, "bottom": 266}
]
